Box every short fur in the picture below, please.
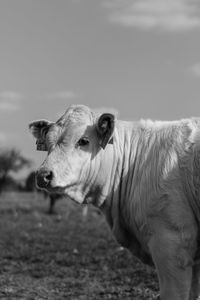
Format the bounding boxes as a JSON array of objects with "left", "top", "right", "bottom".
[{"left": 29, "top": 105, "right": 200, "bottom": 300}]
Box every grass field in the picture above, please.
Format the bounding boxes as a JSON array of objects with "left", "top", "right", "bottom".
[{"left": 0, "top": 192, "right": 159, "bottom": 299}]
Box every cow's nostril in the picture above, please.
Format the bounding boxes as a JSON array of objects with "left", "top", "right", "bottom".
[
  {"left": 36, "top": 169, "right": 53, "bottom": 188},
  {"left": 44, "top": 171, "right": 53, "bottom": 182}
]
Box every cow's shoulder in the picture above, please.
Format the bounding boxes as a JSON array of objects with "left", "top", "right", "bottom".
[{"left": 135, "top": 117, "right": 200, "bottom": 149}]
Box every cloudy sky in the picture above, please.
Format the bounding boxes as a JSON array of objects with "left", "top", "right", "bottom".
[{"left": 0, "top": 0, "right": 200, "bottom": 170}]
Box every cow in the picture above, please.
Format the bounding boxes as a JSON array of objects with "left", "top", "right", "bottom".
[
  {"left": 25, "top": 170, "right": 63, "bottom": 214},
  {"left": 29, "top": 104, "right": 200, "bottom": 300}
]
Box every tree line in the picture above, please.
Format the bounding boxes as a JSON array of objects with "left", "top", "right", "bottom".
[{"left": 0, "top": 147, "right": 32, "bottom": 192}]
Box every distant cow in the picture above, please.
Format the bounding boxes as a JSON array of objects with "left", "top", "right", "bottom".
[
  {"left": 25, "top": 171, "right": 62, "bottom": 214},
  {"left": 29, "top": 104, "right": 200, "bottom": 299}
]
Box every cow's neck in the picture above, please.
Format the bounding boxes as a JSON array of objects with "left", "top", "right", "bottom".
[{"left": 97, "top": 120, "right": 142, "bottom": 247}]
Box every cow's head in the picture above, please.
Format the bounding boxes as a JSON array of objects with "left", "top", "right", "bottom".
[{"left": 29, "top": 105, "right": 115, "bottom": 204}]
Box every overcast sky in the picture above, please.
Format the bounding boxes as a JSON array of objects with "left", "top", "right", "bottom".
[{"left": 0, "top": 0, "right": 200, "bottom": 170}]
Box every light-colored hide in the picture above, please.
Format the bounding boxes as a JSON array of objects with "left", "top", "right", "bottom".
[{"left": 29, "top": 104, "right": 200, "bottom": 300}]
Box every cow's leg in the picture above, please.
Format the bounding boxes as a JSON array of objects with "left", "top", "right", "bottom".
[
  {"left": 149, "top": 230, "right": 193, "bottom": 300},
  {"left": 190, "top": 263, "right": 200, "bottom": 300}
]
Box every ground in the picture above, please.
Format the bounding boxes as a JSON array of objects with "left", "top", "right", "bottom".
[{"left": 0, "top": 192, "right": 159, "bottom": 300}]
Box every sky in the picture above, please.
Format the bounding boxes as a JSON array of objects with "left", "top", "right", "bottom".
[{"left": 0, "top": 0, "right": 200, "bottom": 173}]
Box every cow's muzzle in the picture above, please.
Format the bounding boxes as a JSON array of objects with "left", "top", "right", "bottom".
[{"left": 36, "top": 168, "right": 53, "bottom": 189}]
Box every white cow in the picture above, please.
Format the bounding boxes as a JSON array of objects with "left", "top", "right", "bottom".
[{"left": 29, "top": 104, "right": 200, "bottom": 300}]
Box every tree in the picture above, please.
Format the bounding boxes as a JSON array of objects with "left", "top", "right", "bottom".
[{"left": 0, "top": 148, "right": 31, "bottom": 192}]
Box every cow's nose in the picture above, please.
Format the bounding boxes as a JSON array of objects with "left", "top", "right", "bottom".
[{"left": 36, "top": 168, "right": 53, "bottom": 188}]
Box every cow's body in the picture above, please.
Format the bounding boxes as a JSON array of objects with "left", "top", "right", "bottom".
[
  {"left": 29, "top": 105, "right": 200, "bottom": 300},
  {"left": 101, "top": 118, "right": 200, "bottom": 261}
]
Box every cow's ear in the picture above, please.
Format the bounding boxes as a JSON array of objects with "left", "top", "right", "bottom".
[
  {"left": 29, "top": 119, "right": 53, "bottom": 151},
  {"left": 96, "top": 113, "right": 115, "bottom": 149}
]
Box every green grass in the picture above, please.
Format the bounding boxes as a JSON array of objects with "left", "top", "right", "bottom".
[{"left": 0, "top": 192, "right": 159, "bottom": 299}]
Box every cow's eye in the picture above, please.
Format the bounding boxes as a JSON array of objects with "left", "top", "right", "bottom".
[{"left": 77, "top": 137, "right": 89, "bottom": 147}]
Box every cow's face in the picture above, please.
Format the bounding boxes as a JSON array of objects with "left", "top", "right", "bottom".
[{"left": 29, "top": 105, "right": 115, "bottom": 203}]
